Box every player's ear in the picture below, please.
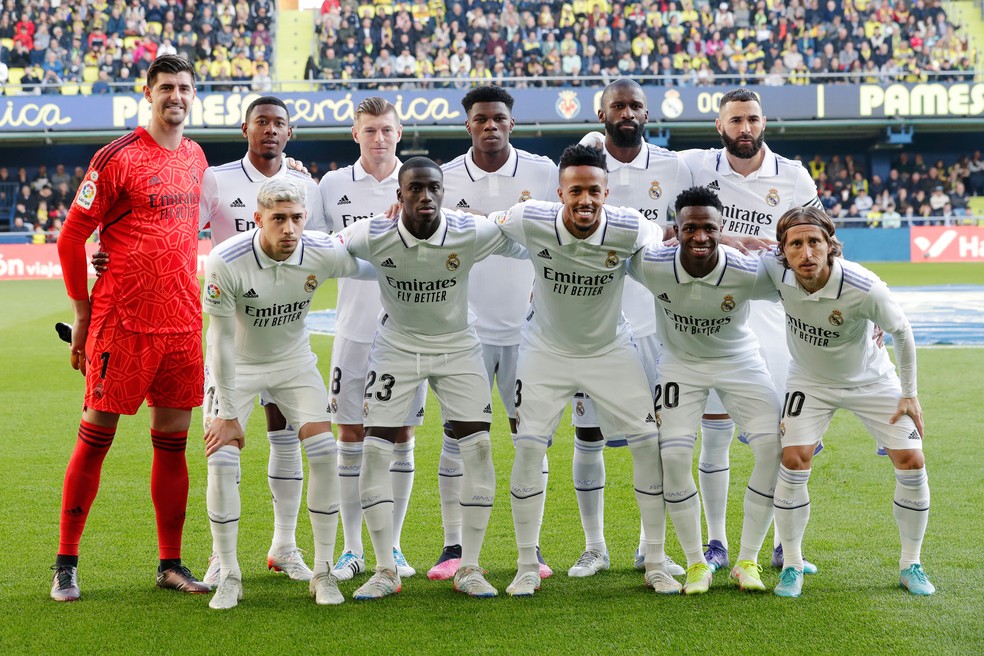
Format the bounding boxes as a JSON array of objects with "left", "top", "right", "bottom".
[
  {"left": 241, "top": 121, "right": 248, "bottom": 139},
  {"left": 351, "top": 124, "right": 359, "bottom": 143},
  {"left": 253, "top": 211, "right": 262, "bottom": 227},
  {"left": 714, "top": 117, "right": 723, "bottom": 134}
]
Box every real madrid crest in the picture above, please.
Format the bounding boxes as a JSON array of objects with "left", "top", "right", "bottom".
[
  {"left": 779, "top": 421, "right": 785, "bottom": 437},
  {"left": 648, "top": 180, "right": 662, "bottom": 200},
  {"left": 363, "top": 402, "right": 369, "bottom": 419},
  {"left": 446, "top": 252, "right": 460, "bottom": 271},
  {"left": 605, "top": 250, "right": 619, "bottom": 268},
  {"left": 766, "top": 188, "right": 780, "bottom": 207},
  {"left": 721, "top": 295, "right": 736, "bottom": 312},
  {"left": 305, "top": 275, "right": 318, "bottom": 292},
  {"left": 330, "top": 397, "right": 338, "bottom": 413},
  {"left": 655, "top": 412, "right": 662, "bottom": 429},
  {"left": 828, "top": 310, "right": 844, "bottom": 326},
  {"left": 518, "top": 190, "right": 532, "bottom": 202},
  {"left": 575, "top": 401, "right": 585, "bottom": 416}
]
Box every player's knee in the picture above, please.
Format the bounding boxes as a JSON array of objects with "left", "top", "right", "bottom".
[
  {"left": 395, "top": 426, "right": 415, "bottom": 444},
  {"left": 263, "top": 403, "right": 288, "bottom": 431},
  {"left": 780, "top": 445, "right": 815, "bottom": 470},
  {"left": 887, "top": 448, "right": 925, "bottom": 470},
  {"left": 337, "top": 423, "right": 366, "bottom": 442},
  {"left": 575, "top": 426, "right": 604, "bottom": 442}
]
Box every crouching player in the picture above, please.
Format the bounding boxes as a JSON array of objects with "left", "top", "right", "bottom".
[
  {"left": 202, "top": 178, "right": 369, "bottom": 609},
  {"left": 765, "top": 206, "right": 934, "bottom": 598}
]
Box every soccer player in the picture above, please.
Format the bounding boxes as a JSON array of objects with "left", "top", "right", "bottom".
[
  {"left": 571, "top": 78, "right": 691, "bottom": 579},
  {"left": 627, "top": 186, "right": 782, "bottom": 594},
  {"left": 51, "top": 54, "right": 209, "bottom": 602},
  {"left": 336, "top": 157, "right": 525, "bottom": 599},
  {"left": 203, "top": 178, "right": 366, "bottom": 609},
  {"left": 493, "top": 145, "right": 670, "bottom": 596},
  {"left": 764, "top": 207, "right": 934, "bottom": 598},
  {"left": 199, "top": 95, "right": 327, "bottom": 586},
  {"left": 433, "top": 85, "right": 559, "bottom": 581},
  {"left": 319, "top": 97, "right": 427, "bottom": 582},
  {"left": 680, "top": 88, "right": 822, "bottom": 573}
]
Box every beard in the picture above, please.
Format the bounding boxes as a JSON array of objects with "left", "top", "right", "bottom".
[
  {"left": 605, "top": 119, "right": 644, "bottom": 149},
  {"left": 720, "top": 130, "right": 765, "bottom": 159}
]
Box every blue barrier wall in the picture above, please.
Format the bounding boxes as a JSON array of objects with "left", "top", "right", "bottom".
[{"left": 839, "top": 226, "right": 911, "bottom": 262}]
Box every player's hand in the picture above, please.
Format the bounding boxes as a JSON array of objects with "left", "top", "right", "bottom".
[
  {"left": 91, "top": 250, "right": 109, "bottom": 277},
  {"left": 70, "top": 317, "right": 89, "bottom": 375},
  {"left": 384, "top": 201, "right": 402, "bottom": 219},
  {"left": 285, "top": 157, "right": 310, "bottom": 177},
  {"left": 578, "top": 131, "right": 605, "bottom": 149},
  {"left": 872, "top": 324, "right": 885, "bottom": 348},
  {"left": 890, "top": 396, "right": 924, "bottom": 438},
  {"left": 720, "top": 235, "right": 777, "bottom": 254},
  {"left": 204, "top": 417, "right": 245, "bottom": 457}
]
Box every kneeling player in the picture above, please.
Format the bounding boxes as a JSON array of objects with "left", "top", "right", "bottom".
[
  {"left": 202, "top": 179, "right": 368, "bottom": 609},
  {"left": 765, "top": 207, "right": 934, "bottom": 598}
]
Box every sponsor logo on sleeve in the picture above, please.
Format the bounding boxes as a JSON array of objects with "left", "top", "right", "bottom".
[{"left": 76, "top": 180, "right": 97, "bottom": 209}]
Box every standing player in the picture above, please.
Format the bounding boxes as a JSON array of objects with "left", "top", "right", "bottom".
[
  {"left": 199, "top": 96, "right": 326, "bottom": 586},
  {"left": 680, "top": 88, "right": 822, "bottom": 573},
  {"left": 765, "top": 207, "right": 934, "bottom": 598},
  {"left": 571, "top": 78, "right": 691, "bottom": 579},
  {"left": 50, "top": 54, "right": 209, "bottom": 602},
  {"left": 319, "top": 97, "right": 427, "bottom": 582},
  {"left": 433, "top": 85, "right": 559, "bottom": 581},
  {"left": 203, "top": 178, "right": 365, "bottom": 609},
  {"left": 493, "top": 145, "right": 670, "bottom": 596},
  {"left": 337, "top": 157, "right": 525, "bottom": 599},
  {"left": 627, "top": 187, "right": 782, "bottom": 594}
]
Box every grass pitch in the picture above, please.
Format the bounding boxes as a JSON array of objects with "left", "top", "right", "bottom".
[{"left": 1, "top": 265, "right": 981, "bottom": 655}]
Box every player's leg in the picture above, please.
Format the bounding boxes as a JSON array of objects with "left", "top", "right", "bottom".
[
  {"left": 698, "top": 390, "right": 735, "bottom": 570},
  {"left": 569, "top": 418, "right": 609, "bottom": 577},
  {"left": 262, "top": 401, "right": 310, "bottom": 580},
  {"left": 297, "top": 419, "right": 342, "bottom": 606},
  {"left": 328, "top": 336, "right": 371, "bottom": 580},
  {"left": 391, "top": 383, "right": 426, "bottom": 579}
]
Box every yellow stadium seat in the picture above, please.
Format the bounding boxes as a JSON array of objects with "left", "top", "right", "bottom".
[
  {"left": 83, "top": 66, "right": 99, "bottom": 83},
  {"left": 61, "top": 83, "right": 80, "bottom": 95},
  {"left": 134, "top": 77, "right": 146, "bottom": 93},
  {"left": 7, "top": 67, "right": 24, "bottom": 85},
  {"left": 146, "top": 21, "right": 162, "bottom": 36},
  {"left": 358, "top": 4, "right": 376, "bottom": 18},
  {"left": 123, "top": 35, "right": 141, "bottom": 51},
  {"left": 1, "top": 37, "right": 12, "bottom": 51},
  {"left": 79, "top": 83, "right": 93, "bottom": 96}
]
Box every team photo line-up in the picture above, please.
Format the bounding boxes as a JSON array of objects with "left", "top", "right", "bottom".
[{"left": 49, "top": 54, "right": 932, "bottom": 609}]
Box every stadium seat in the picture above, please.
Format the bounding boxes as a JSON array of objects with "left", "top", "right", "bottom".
[
  {"left": 146, "top": 21, "right": 163, "bottom": 36},
  {"left": 7, "top": 67, "right": 24, "bottom": 86},
  {"left": 83, "top": 66, "right": 99, "bottom": 83},
  {"left": 134, "top": 77, "right": 146, "bottom": 93},
  {"left": 123, "top": 35, "right": 141, "bottom": 51},
  {"left": 968, "top": 197, "right": 984, "bottom": 226},
  {"left": 60, "top": 83, "right": 80, "bottom": 95},
  {"left": 1, "top": 37, "right": 12, "bottom": 52}
]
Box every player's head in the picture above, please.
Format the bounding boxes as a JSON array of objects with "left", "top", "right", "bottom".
[
  {"left": 716, "top": 88, "right": 765, "bottom": 160},
  {"left": 462, "top": 85, "right": 516, "bottom": 157},
  {"left": 353, "top": 96, "right": 402, "bottom": 166},
  {"left": 243, "top": 96, "right": 291, "bottom": 161},
  {"left": 254, "top": 178, "right": 307, "bottom": 261},
  {"left": 776, "top": 206, "right": 842, "bottom": 290},
  {"left": 397, "top": 157, "right": 444, "bottom": 226},
  {"left": 598, "top": 78, "right": 648, "bottom": 149},
  {"left": 558, "top": 144, "right": 608, "bottom": 238},
  {"left": 674, "top": 186, "right": 724, "bottom": 270},
  {"left": 144, "top": 54, "right": 196, "bottom": 127}
]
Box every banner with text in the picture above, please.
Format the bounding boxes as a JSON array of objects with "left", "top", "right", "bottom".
[
  {"left": 0, "top": 241, "right": 214, "bottom": 280},
  {"left": 910, "top": 226, "right": 984, "bottom": 262}
]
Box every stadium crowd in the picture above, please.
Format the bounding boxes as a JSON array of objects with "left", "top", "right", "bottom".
[{"left": 0, "top": 0, "right": 977, "bottom": 94}]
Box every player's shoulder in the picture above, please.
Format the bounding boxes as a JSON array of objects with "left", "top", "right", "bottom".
[
  {"left": 206, "top": 159, "right": 246, "bottom": 183},
  {"left": 516, "top": 199, "right": 561, "bottom": 222},
  {"left": 645, "top": 143, "right": 682, "bottom": 162},
  {"left": 213, "top": 229, "right": 255, "bottom": 263},
  {"left": 838, "top": 258, "right": 881, "bottom": 293},
  {"left": 677, "top": 147, "right": 714, "bottom": 170},
  {"left": 640, "top": 242, "right": 676, "bottom": 264},
  {"left": 721, "top": 245, "right": 761, "bottom": 274},
  {"left": 319, "top": 164, "right": 357, "bottom": 188},
  {"left": 364, "top": 214, "right": 398, "bottom": 236},
  {"left": 89, "top": 130, "right": 144, "bottom": 172},
  {"left": 444, "top": 208, "right": 478, "bottom": 231},
  {"left": 441, "top": 154, "right": 469, "bottom": 173},
  {"left": 287, "top": 168, "right": 320, "bottom": 191},
  {"left": 182, "top": 136, "right": 207, "bottom": 158},
  {"left": 514, "top": 148, "right": 558, "bottom": 170},
  {"left": 301, "top": 230, "right": 339, "bottom": 249},
  {"left": 605, "top": 204, "right": 644, "bottom": 226}
]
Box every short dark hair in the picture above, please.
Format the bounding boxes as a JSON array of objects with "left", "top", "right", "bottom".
[
  {"left": 559, "top": 144, "right": 607, "bottom": 175},
  {"left": 719, "top": 87, "right": 760, "bottom": 112},
  {"left": 600, "top": 77, "right": 643, "bottom": 106},
  {"left": 398, "top": 156, "right": 442, "bottom": 185},
  {"left": 675, "top": 185, "right": 724, "bottom": 215},
  {"left": 461, "top": 85, "right": 515, "bottom": 113},
  {"left": 776, "top": 206, "right": 843, "bottom": 268},
  {"left": 245, "top": 96, "right": 289, "bottom": 122},
  {"left": 147, "top": 53, "right": 195, "bottom": 88}
]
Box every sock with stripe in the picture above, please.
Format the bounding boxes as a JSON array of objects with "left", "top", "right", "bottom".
[
  {"left": 572, "top": 437, "right": 606, "bottom": 552},
  {"left": 511, "top": 441, "right": 546, "bottom": 568},
  {"left": 58, "top": 420, "right": 116, "bottom": 558},
  {"left": 207, "top": 445, "right": 241, "bottom": 577},
  {"left": 360, "top": 437, "right": 396, "bottom": 571},
  {"left": 698, "top": 418, "right": 735, "bottom": 548},
  {"left": 738, "top": 433, "right": 781, "bottom": 563},
  {"left": 302, "top": 432, "right": 340, "bottom": 575},
  {"left": 660, "top": 434, "right": 704, "bottom": 566},
  {"left": 150, "top": 428, "right": 189, "bottom": 560},
  {"left": 773, "top": 464, "right": 811, "bottom": 571},
  {"left": 336, "top": 440, "right": 364, "bottom": 556},
  {"left": 894, "top": 467, "right": 930, "bottom": 569},
  {"left": 457, "top": 431, "right": 495, "bottom": 569},
  {"left": 627, "top": 434, "right": 668, "bottom": 572},
  {"left": 391, "top": 438, "right": 415, "bottom": 551},
  {"left": 437, "top": 432, "right": 463, "bottom": 547},
  {"left": 267, "top": 428, "right": 303, "bottom": 553}
]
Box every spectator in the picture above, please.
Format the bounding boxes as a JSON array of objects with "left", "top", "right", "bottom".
[
  {"left": 928, "top": 185, "right": 950, "bottom": 215},
  {"left": 12, "top": 216, "right": 33, "bottom": 233},
  {"left": 881, "top": 202, "right": 903, "bottom": 229}
]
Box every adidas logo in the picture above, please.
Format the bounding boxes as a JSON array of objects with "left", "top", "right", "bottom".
[
  {"left": 537, "top": 248, "right": 552, "bottom": 259},
  {"left": 337, "top": 195, "right": 351, "bottom": 205},
  {"left": 149, "top": 175, "right": 162, "bottom": 185},
  {"left": 230, "top": 197, "right": 246, "bottom": 208},
  {"left": 243, "top": 288, "right": 258, "bottom": 298},
  {"left": 483, "top": 404, "right": 493, "bottom": 414},
  {"left": 645, "top": 413, "right": 656, "bottom": 423},
  {"left": 657, "top": 292, "right": 671, "bottom": 303},
  {"left": 456, "top": 198, "right": 470, "bottom": 208},
  {"left": 65, "top": 505, "right": 84, "bottom": 517},
  {"left": 707, "top": 180, "right": 720, "bottom": 190},
  {"left": 416, "top": 407, "right": 425, "bottom": 418},
  {"left": 381, "top": 258, "right": 397, "bottom": 268}
]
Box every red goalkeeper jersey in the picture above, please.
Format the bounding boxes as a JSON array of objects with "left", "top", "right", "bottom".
[{"left": 59, "top": 127, "right": 208, "bottom": 334}]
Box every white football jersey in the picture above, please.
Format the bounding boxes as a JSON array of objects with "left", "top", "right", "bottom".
[
  {"left": 627, "top": 244, "right": 778, "bottom": 362},
  {"left": 602, "top": 143, "right": 693, "bottom": 338},
  {"left": 681, "top": 144, "right": 822, "bottom": 241},
  {"left": 493, "top": 199, "right": 661, "bottom": 357},
  {"left": 338, "top": 209, "right": 526, "bottom": 355},
  {"left": 203, "top": 229, "right": 359, "bottom": 374},
  {"left": 761, "top": 254, "right": 916, "bottom": 394},
  {"left": 199, "top": 153, "right": 327, "bottom": 245},
  {"left": 442, "top": 146, "right": 559, "bottom": 346},
  {"left": 319, "top": 159, "right": 401, "bottom": 343}
]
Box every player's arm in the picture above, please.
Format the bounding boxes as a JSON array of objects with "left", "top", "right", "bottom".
[
  {"left": 634, "top": 210, "right": 664, "bottom": 251},
  {"left": 202, "top": 253, "right": 245, "bottom": 455},
  {"left": 578, "top": 131, "right": 605, "bottom": 149},
  {"left": 199, "top": 167, "right": 219, "bottom": 233},
  {"left": 57, "top": 206, "right": 102, "bottom": 374},
  {"left": 477, "top": 214, "right": 528, "bottom": 260},
  {"left": 625, "top": 246, "right": 650, "bottom": 286},
  {"left": 866, "top": 282, "right": 922, "bottom": 436},
  {"left": 749, "top": 251, "right": 781, "bottom": 302}
]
